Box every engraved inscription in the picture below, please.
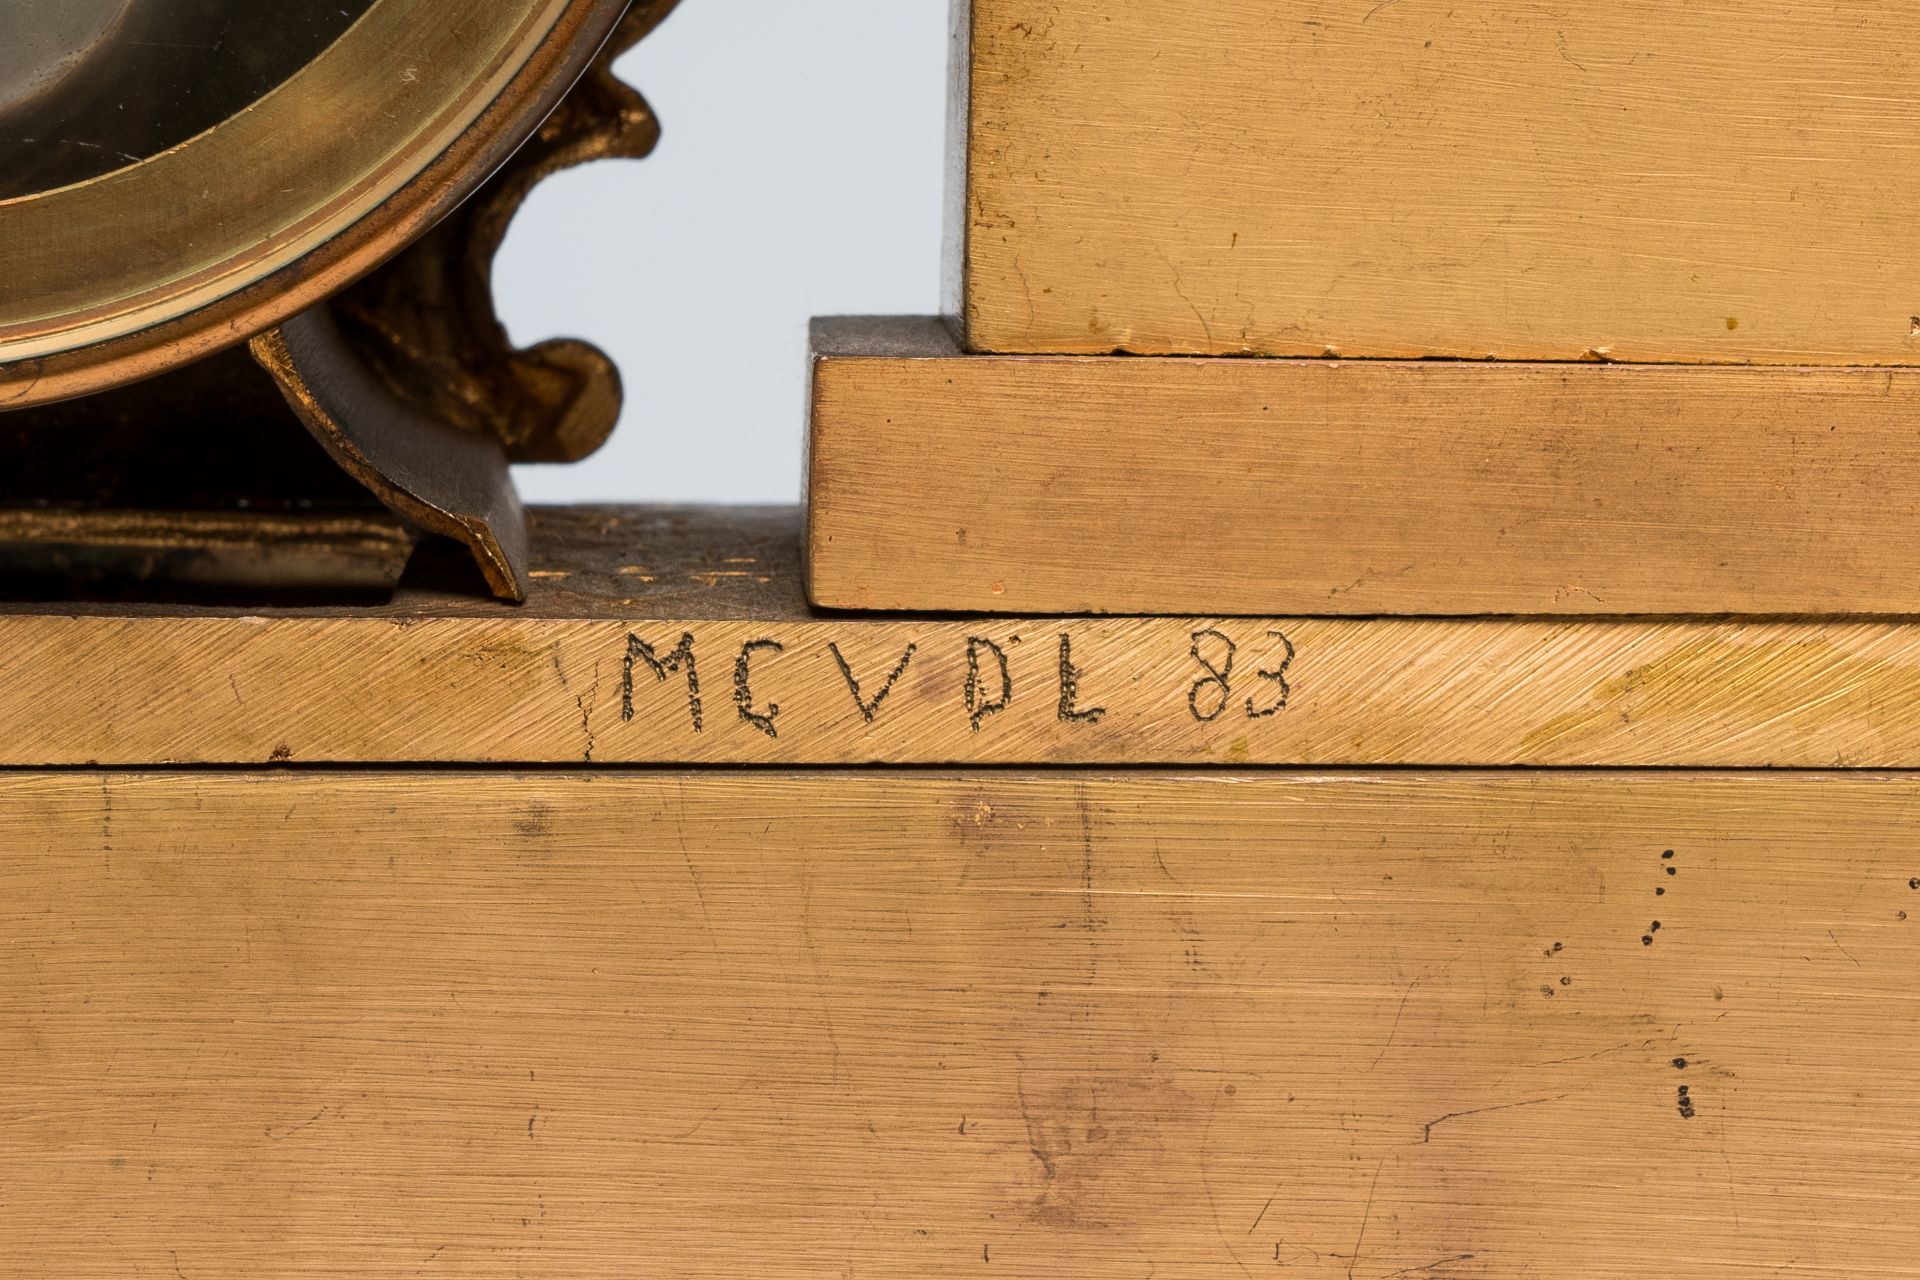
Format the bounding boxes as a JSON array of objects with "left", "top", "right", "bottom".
[
  {"left": 965, "top": 636, "right": 1013, "bottom": 732},
  {"left": 828, "top": 641, "right": 917, "bottom": 724},
  {"left": 1056, "top": 632, "right": 1106, "bottom": 725},
  {"left": 1187, "top": 628, "right": 1295, "bottom": 724},
  {"left": 1188, "top": 629, "right": 1236, "bottom": 723},
  {"left": 610, "top": 626, "right": 1298, "bottom": 745},
  {"left": 733, "top": 638, "right": 783, "bottom": 739},
  {"left": 623, "top": 632, "right": 702, "bottom": 732},
  {"left": 1245, "top": 630, "right": 1295, "bottom": 719}
]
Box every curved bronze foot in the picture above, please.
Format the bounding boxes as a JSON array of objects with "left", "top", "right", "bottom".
[
  {"left": 254, "top": 0, "right": 682, "bottom": 600},
  {"left": 253, "top": 311, "right": 529, "bottom": 601}
]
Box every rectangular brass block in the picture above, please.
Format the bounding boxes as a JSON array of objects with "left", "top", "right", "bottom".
[
  {"left": 6, "top": 768, "right": 1919, "bottom": 1276},
  {"left": 955, "top": 0, "right": 1920, "bottom": 363},
  {"left": 808, "top": 318, "right": 1920, "bottom": 616},
  {"left": 18, "top": 502, "right": 1920, "bottom": 767}
]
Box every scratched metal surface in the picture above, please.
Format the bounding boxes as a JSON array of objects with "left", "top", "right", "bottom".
[
  {"left": 961, "top": 0, "right": 1920, "bottom": 365},
  {"left": 0, "top": 768, "right": 1915, "bottom": 1276},
  {"left": 7, "top": 506, "right": 1920, "bottom": 765}
]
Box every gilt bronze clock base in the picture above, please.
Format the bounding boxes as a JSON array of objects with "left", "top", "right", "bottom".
[{"left": 0, "top": 0, "right": 678, "bottom": 604}]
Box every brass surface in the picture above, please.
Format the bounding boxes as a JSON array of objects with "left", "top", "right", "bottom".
[
  {"left": 957, "top": 0, "right": 1920, "bottom": 363},
  {"left": 5, "top": 769, "right": 1920, "bottom": 1275},
  {"left": 16, "top": 505, "right": 1920, "bottom": 767},
  {"left": 0, "top": 0, "right": 632, "bottom": 408},
  {"left": 808, "top": 317, "right": 1920, "bottom": 616}
]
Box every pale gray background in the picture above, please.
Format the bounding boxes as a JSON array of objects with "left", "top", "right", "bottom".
[{"left": 498, "top": 0, "right": 950, "bottom": 504}]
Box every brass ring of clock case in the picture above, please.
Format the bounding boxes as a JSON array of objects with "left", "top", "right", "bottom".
[{"left": 0, "top": 0, "right": 633, "bottom": 410}]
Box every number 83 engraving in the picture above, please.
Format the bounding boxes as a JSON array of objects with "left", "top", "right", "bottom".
[{"left": 1188, "top": 629, "right": 1295, "bottom": 723}]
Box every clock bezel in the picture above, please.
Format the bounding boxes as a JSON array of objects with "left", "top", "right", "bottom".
[{"left": 0, "top": 0, "right": 631, "bottom": 410}]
